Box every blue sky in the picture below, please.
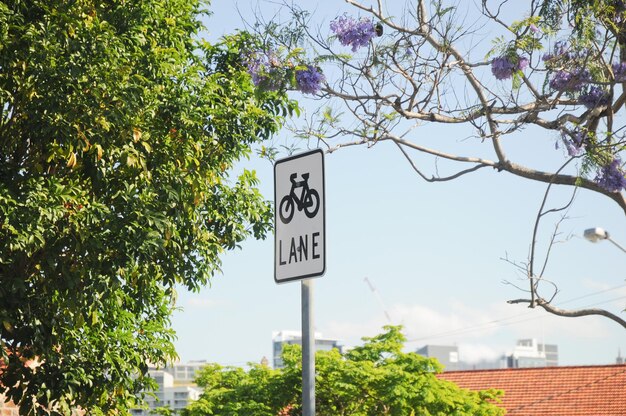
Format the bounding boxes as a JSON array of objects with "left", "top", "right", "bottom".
[{"left": 171, "top": 0, "right": 626, "bottom": 368}]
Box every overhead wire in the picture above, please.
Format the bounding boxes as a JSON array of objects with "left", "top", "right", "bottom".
[{"left": 404, "top": 284, "right": 626, "bottom": 344}]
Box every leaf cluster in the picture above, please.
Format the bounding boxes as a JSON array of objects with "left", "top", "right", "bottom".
[
  {"left": 0, "top": 1, "right": 295, "bottom": 414},
  {"left": 184, "top": 326, "right": 504, "bottom": 416}
]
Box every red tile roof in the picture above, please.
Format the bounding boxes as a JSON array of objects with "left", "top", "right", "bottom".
[{"left": 439, "top": 365, "right": 626, "bottom": 416}]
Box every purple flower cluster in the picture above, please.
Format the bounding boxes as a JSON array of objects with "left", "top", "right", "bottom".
[
  {"left": 246, "top": 50, "right": 282, "bottom": 91},
  {"left": 296, "top": 65, "right": 325, "bottom": 95},
  {"left": 491, "top": 55, "right": 528, "bottom": 80},
  {"left": 612, "top": 62, "right": 626, "bottom": 81},
  {"left": 560, "top": 130, "right": 587, "bottom": 156},
  {"left": 518, "top": 56, "right": 529, "bottom": 71},
  {"left": 595, "top": 158, "right": 626, "bottom": 192},
  {"left": 579, "top": 86, "right": 610, "bottom": 109},
  {"left": 542, "top": 41, "right": 571, "bottom": 64},
  {"left": 549, "top": 68, "right": 591, "bottom": 92},
  {"left": 330, "top": 15, "right": 376, "bottom": 52}
]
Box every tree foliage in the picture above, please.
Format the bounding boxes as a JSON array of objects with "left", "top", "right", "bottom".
[
  {"left": 250, "top": 0, "right": 626, "bottom": 327},
  {"left": 184, "top": 326, "right": 504, "bottom": 416},
  {"left": 0, "top": 0, "right": 296, "bottom": 413}
]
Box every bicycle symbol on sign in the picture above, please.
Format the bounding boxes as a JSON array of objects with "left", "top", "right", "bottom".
[{"left": 279, "top": 172, "right": 320, "bottom": 224}]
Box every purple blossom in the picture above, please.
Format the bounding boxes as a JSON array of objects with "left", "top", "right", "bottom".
[
  {"left": 549, "top": 68, "right": 591, "bottom": 92},
  {"left": 595, "top": 157, "right": 626, "bottom": 192},
  {"left": 518, "top": 56, "right": 529, "bottom": 71},
  {"left": 572, "top": 131, "right": 586, "bottom": 148},
  {"left": 330, "top": 15, "right": 376, "bottom": 52},
  {"left": 554, "top": 41, "right": 569, "bottom": 56},
  {"left": 543, "top": 41, "right": 570, "bottom": 63},
  {"left": 491, "top": 57, "right": 515, "bottom": 80},
  {"left": 529, "top": 24, "right": 540, "bottom": 34},
  {"left": 612, "top": 62, "right": 626, "bottom": 81},
  {"left": 563, "top": 141, "right": 580, "bottom": 156},
  {"left": 491, "top": 55, "right": 528, "bottom": 80},
  {"left": 245, "top": 50, "right": 282, "bottom": 91},
  {"left": 579, "top": 86, "right": 610, "bottom": 109},
  {"left": 543, "top": 41, "right": 588, "bottom": 69},
  {"left": 560, "top": 130, "right": 586, "bottom": 156},
  {"left": 296, "top": 65, "right": 325, "bottom": 95},
  {"left": 542, "top": 41, "right": 596, "bottom": 92}
]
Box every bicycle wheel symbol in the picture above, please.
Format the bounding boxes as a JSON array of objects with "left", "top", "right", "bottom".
[
  {"left": 279, "top": 195, "right": 295, "bottom": 224},
  {"left": 303, "top": 189, "right": 320, "bottom": 219},
  {"left": 279, "top": 172, "right": 320, "bottom": 224}
]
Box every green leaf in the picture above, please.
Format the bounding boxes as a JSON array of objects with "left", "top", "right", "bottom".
[{"left": 0, "top": 2, "right": 291, "bottom": 413}]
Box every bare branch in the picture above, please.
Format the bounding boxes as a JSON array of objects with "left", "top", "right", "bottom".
[
  {"left": 508, "top": 298, "right": 626, "bottom": 329},
  {"left": 386, "top": 134, "right": 497, "bottom": 165},
  {"left": 529, "top": 159, "right": 575, "bottom": 279},
  {"left": 394, "top": 140, "right": 491, "bottom": 181}
]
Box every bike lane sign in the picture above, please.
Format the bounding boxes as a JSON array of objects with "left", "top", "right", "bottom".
[{"left": 274, "top": 149, "right": 325, "bottom": 283}]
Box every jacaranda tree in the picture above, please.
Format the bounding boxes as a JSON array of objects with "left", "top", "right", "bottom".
[
  {"left": 246, "top": 0, "right": 626, "bottom": 328},
  {"left": 183, "top": 326, "right": 505, "bottom": 416},
  {"left": 0, "top": 0, "right": 297, "bottom": 413}
]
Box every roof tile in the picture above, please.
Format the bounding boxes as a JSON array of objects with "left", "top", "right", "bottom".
[{"left": 439, "top": 365, "right": 626, "bottom": 416}]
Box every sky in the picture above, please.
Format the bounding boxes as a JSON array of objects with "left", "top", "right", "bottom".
[{"left": 170, "top": 0, "right": 626, "bottom": 368}]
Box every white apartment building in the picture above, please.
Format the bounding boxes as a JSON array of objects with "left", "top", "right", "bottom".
[
  {"left": 506, "top": 338, "right": 559, "bottom": 368},
  {"left": 272, "top": 330, "right": 343, "bottom": 368},
  {"left": 163, "top": 360, "right": 208, "bottom": 383},
  {"left": 417, "top": 338, "right": 559, "bottom": 371},
  {"left": 132, "top": 367, "right": 203, "bottom": 416}
]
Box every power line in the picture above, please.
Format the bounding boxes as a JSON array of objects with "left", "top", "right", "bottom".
[
  {"left": 405, "top": 285, "right": 626, "bottom": 344},
  {"left": 579, "top": 295, "right": 626, "bottom": 310},
  {"left": 557, "top": 284, "right": 626, "bottom": 306}
]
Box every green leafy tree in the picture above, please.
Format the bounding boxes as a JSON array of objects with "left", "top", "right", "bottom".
[
  {"left": 0, "top": 0, "right": 296, "bottom": 413},
  {"left": 184, "top": 326, "right": 504, "bottom": 416}
]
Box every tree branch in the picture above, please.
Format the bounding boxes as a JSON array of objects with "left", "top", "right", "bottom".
[
  {"left": 394, "top": 140, "right": 491, "bottom": 181},
  {"left": 507, "top": 298, "right": 626, "bottom": 329}
]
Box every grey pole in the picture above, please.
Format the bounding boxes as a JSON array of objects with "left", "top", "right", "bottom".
[
  {"left": 606, "top": 237, "right": 626, "bottom": 254},
  {"left": 302, "top": 279, "right": 315, "bottom": 416}
]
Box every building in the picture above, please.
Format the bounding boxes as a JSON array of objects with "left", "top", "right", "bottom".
[
  {"left": 439, "top": 364, "right": 626, "bottom": 415},
  {"left": 131, "top": 363, "right": 205, "bottom": 416},
  {"left": 162, "top": 360, "right": 208, "bottom": 383},
  {"left": 537, "top": 341, "right": 559, "bottom": 366},
  {"left": 272, "top": 330, "right": 342, "bottom": 368},
  {"left": 416, "top": 345, "right": 460, "bottom": 371},
  {"left": 416, "top": 339, "right": 558, "bottom": 371},
  {"left": 505, "top": 338, "right": 558, "bottom": 368}
]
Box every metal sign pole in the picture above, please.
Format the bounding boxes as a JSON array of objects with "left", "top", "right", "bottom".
[
  {"left": 302, "top": 279, "right": 315, "bottom": 416},
  {"left": 274, "top": 149, "right": 324, "bottom": 416}
]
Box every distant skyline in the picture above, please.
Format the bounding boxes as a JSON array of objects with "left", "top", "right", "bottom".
[{"left": 170, "top": 0, "right": 626, "bottom": 368}]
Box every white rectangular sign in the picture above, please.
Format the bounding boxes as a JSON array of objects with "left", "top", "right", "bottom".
[{"left": 274, "top": 149, "right": 326, "bottom": 283}]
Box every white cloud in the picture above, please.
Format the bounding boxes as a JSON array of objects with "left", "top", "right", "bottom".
[
  {"left": 322, "top": 298, "right": 618, "bottom": 364},
  {"left": 325, "top": 319, "right": 387, "bottom": 346},
  {"left": 390, "top": 302, "right": 500, "bottom": 341},
  {"left": 458, "top": 343, "right": 502, "bottom": 364}
]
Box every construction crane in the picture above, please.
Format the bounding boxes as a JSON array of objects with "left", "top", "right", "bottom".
[{"left": 364, "top": 277, "right": 392, "bottom": 323}]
